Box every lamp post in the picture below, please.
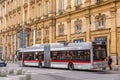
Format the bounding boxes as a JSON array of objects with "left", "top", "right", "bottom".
[{"left": 22, "top": 26, "right": 24, "bottom": 68}]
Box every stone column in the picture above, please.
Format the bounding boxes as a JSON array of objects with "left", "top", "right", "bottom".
[
  {"left": 33, "top": 29, "right": 36, "bottom": 45},
  {"left": 42, "top": 0, "right": 45, "bottom": 19},
  {"left": 85, "top": 13, "right": 91, "bottom": 42},
  {"left": 21, "top": 0, "right": 24, "bottom": 24},
  {"left": 58, "top": 0, "right": 60, "bottom": 11},
  {"left": 28, "top": 0, "right": 31, "bottom": 22},
  {"left": 74, "top": 0, "right": 76, "bottom": 7},
  {"left": 110, "top": 7, "right": 118, "bottom": 64},
  {"left": 49, "top": 21, "right": 55, "bottom": 43},
  {"left": 67, "top": 18, "right": 71, "bottom": 42},
  {"left": 49, "top": 0, "right": 53, "bottom": 16},
  {"left": 67, "top": 0, "right": 71, "bottom": 12},
  {"left": 41, "top": 23, "right": 44, "bottom": 44},
  {"left": 35, "top": 0, "right": 37, "bottom": 18}
]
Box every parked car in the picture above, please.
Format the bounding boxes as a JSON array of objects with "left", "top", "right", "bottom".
[{"left": 0, "top": 59, "right": 7, "bottom": 67}]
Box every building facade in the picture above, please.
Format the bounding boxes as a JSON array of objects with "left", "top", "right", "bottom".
[{"left": 0, "top": 0, "right": 120, "bottom": 64}]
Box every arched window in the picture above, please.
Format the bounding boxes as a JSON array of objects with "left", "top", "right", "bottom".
[
  {"left": 95, "top": 13, "right": 106, "bottom": 29},
  {"left": 58, "top": 23, "right": 64, "bottom": 35},
  {"left": 74, "top": 19, "right": 82, "bottom": 33}
]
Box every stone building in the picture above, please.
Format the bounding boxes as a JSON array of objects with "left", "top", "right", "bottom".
[{"left": 0, "top": 0, "right": 120, "bottom": 64}]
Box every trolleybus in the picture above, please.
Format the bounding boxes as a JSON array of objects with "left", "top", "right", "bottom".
[{"left": 17, "top": 42, "right": 108, "bottom": 70}]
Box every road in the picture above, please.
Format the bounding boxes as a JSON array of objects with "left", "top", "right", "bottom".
[{"left": 6, "top": 63, "right": 120, "bottom": 80}]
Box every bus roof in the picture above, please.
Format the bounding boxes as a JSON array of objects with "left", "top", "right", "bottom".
[
  {"left": 18, "top": 42, "right": 92, "bottom": 52},
  {"left": 50, "top": 42, "right": 92, "bottom": 51},
  {"left": 18, "top": 44, "right": 44, "bottom": 52}
]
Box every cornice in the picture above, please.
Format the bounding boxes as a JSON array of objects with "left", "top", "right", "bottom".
[{"left": 55, "top": 0, "right": 119, "bottom": 19}]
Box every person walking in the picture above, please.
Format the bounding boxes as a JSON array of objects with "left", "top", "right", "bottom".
[{"left": 108, "top": 56, "right": 112, "bottom": 70}]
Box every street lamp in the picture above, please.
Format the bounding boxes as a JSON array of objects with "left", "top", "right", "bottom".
[
  {"left": 22, "top": 26, "right": 25, "bottom": 68},
  {"left": 16, "top": 24, "right": 25, "bottom": 68}
]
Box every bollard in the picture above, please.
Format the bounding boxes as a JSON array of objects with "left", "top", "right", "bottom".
[
  {"left": 0, "top": 69, "right": 8, "bottom": 77},
  {"left": 18, "top": 75, "right": 26, "bottom": 80},
  {"left": 8, "top": 69, "right": 14, "bottom": 74},
  {"left": 25, "top": 71, "right": 31, "bottom": 80},
  {"left": 22, "top": 70, "right": 26, "bottom": 75},
  {"left": 14, "top": 68, "right": 22, "bottom": 75}
]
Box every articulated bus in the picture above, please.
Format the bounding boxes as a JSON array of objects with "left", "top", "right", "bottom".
[{"left": 17, "top": 42, "right": 108, "bottom": 70}]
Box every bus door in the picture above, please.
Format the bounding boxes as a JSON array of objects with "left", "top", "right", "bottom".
[{"left": 44, "top": 44, "right": 51, "bottom": 67}]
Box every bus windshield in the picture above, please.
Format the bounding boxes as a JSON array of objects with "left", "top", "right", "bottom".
[{"left": 93, "top": 44, "right": 107, "bottom": 61}]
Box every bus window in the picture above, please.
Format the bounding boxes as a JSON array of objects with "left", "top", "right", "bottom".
[
  {"left": 51, "top": 51, "right": 67, "bottom": 60},
  {"left": 38, "top": 52, "right": 44, "bottom": 60},
  {"left": 72, "top": 50, "right": 90, "bottom": 62},
  {"left": 23, "top": 52, "right": 34, "bottom": 60},
  {"left": 51, "top": 51, "right": 58, "bottom": 60}
]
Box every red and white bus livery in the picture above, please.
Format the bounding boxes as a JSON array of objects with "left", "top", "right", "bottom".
[{"left": 17, "top": 42, "right": 108, "bottom": 70}]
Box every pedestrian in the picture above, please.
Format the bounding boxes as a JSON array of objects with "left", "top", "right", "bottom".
[{"left": 108, "top": 56, "right": 112, "bottom": 70}]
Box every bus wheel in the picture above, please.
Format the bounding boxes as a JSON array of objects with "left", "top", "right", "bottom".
[
  {"left": 68, "top": 63, "right": 74, "bottom": 70},
  {"left": 38, "top": 63, "right": 42, "bottom": 68}
]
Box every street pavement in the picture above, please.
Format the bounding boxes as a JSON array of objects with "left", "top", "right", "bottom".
[{"left": 3, "top": 63, "right": 120, "bottom": 80}]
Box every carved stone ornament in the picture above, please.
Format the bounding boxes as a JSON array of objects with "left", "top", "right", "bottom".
[
  {"left": 30, "top": 0, "right": 35, "bottom": 5},
  {"left": 23, "top": 3, "right": 28, "bottom": 8}
]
